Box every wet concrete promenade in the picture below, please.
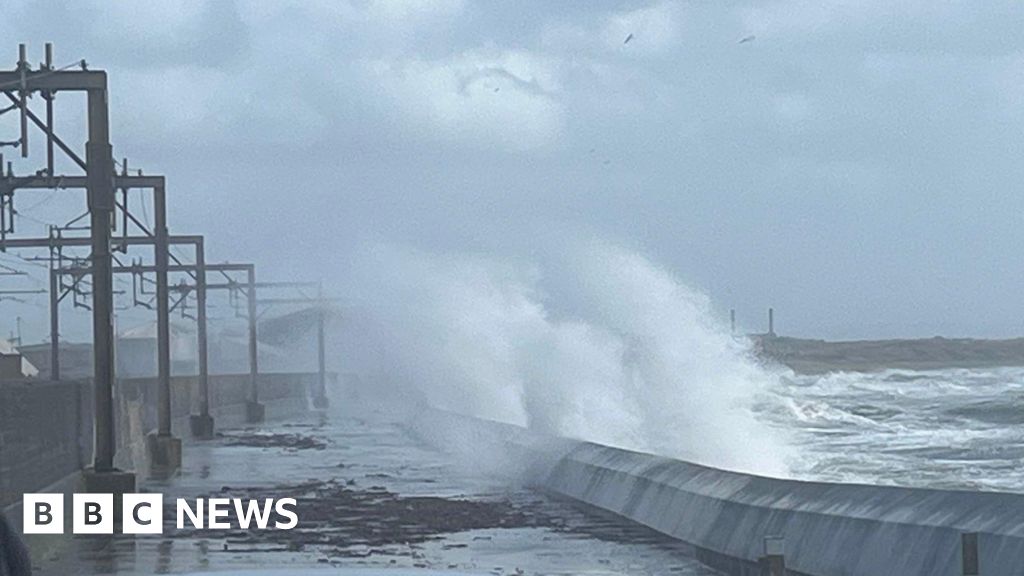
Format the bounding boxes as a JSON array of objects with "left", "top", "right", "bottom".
[{"left": 35, "top": 408, "right": 720, "bottom": 575}]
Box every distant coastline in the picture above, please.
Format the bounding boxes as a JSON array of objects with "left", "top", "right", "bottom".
[{"left": 753, "top": 335, "right": 1024, "bottom": 374}]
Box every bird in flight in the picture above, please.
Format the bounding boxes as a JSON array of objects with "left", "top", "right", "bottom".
[
  {"left": 624, "top": 33, "right": 634, "bottom": 45},
  {"left": 739, "top": 35, "right": 756, "bottom": 44}
]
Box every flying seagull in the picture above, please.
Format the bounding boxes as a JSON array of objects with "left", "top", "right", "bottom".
[
  {"left": 739, "top": 35, "right": 756, "bottom": 44},
  {"left": 624, "top": 33, "right": 634, "bottom": 45}
]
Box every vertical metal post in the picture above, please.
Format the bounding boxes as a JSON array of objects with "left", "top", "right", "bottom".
[
  {"left": 154, "top": 184, "right": 171, "bottom": 436},
  {"left": 315, "top": 280, "right": 327, "bottom": 407},
  {"left": 43, "top": 43, "right": 54, "bottom": 176},
  {"left": 49, "top": 267, "right": 59, "bottom": 380},
  {"left": 86, "top": 79, "right": 116, "bottom": 472},
  {"left": 962, "top": 532, "right": 979, "bottom": 576},
  {"left": 247, "top": 265, "right": 259, "bottom": 403},
  {"left": 761, "top": 536, "right": 785, "bottom": 576},
  {"left": 17, "top": 44, "right": 28, "bottom": 159},
  {"left": 196, "top": 239, "right": 209, "bottom": 419},
  {"left": 768, "top": 307, "right": 775, "bottom": 337}
]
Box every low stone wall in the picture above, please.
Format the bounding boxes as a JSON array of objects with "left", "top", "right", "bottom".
[
  {"left": 408, "top": 408, "right": 1024, "bottom": 576},
  {"left": 0, "top": 372, "right": 317, "bottom": 508}
]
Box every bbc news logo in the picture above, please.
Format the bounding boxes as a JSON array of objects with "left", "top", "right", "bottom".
[{"left": 23, "top": 494, "right": 298, "bottom": 534}]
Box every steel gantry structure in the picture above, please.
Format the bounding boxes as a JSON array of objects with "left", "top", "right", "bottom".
[
  {"left": 2, "top": 167, "right": 202, "bottom": 475},
  {"left": 0, "top": 43, "right": 334, "bottom": 486},
  {"left": 6, "top": 232, "right": 210, "bottom": 431},
  {"left": 0, "top": 43, "right": 134, "bottom": 492}
]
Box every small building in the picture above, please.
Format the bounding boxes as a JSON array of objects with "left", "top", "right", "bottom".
[
  {"left": 117, "top": 321, "right": 198, "bottom": 378},
  {"left": 0, "top": 339, "right": 39, "bottom": 379},
  {"left": 16, "top": 341, "right": 93, "bottom": 380}
]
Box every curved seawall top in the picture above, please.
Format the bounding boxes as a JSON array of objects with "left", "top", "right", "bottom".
[
  {"left": 545, "top": 441, "right": 1024, "bottom": 576},
  {"left": 405, "top": 407, "right": 1024, "bottom": 575}
]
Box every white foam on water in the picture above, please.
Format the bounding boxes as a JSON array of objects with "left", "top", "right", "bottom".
[{"left": 758, "top": 366, "right": 1024, "bottom": 491}]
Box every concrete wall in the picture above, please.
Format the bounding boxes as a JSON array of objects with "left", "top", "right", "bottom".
[
  {"left": 0, "top": 380, "right": 88, "bottom": 509},
  {"left": 0, "top": 372, "right": 317, "bottom": 508},
  {"left": 408, "top": 408, "right": 1024, "bottom": 576},
  {"left": 545, "top": 443, "right": 1024, "bottom": 575},
  {"left": 112, "top": 372, "right": 318, "bottom": 471}
]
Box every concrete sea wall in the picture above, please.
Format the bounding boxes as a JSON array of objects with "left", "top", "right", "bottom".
[
  {"left": 546, "top": 442, "right": 1024, "bottom": 576},
  {"left": 409, "top": 408, "right": 1024, "bottom": 576}
]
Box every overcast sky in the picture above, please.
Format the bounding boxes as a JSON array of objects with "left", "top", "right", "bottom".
[{"left": 4, "top": 0, "right": 1024, "bottom": 340}]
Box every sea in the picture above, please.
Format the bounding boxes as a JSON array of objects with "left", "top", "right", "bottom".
[{"left": 757, "top": 366, "right": 1024, "bottom": 491}]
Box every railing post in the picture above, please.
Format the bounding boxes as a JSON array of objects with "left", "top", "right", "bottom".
[
  {"left": 761, "top": 535, "right": 785, "bottom": 576},
  {"left": 962, "top": 532, "right": 979, "bottom": 576}
]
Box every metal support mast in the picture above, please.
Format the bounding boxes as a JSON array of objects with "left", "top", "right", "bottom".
[{"left": 246, "top": 265, "right": 263, "bottom": 422}]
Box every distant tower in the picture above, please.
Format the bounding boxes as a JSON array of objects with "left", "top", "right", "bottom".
[
  {"left": 730, "top": 309, "right": 736, "bottom": 335},
  {"left": 768, "top": 307, "right": 775, "bottom": 337}
]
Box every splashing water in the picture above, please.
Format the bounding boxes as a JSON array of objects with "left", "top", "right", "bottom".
[
  {"left": 333, "top": 242, "right": 1024, "bottom": 490},
  {"left": 337, "top": 241, "right": 793, "bottom": 477}
]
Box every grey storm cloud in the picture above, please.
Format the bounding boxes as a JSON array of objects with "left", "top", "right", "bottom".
[{"left": 3, "top": 0, "right": 1024, "bottom": 340}]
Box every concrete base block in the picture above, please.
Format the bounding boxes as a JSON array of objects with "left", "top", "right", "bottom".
[
  {"left": 82, "top": 468, "right": 136, "bottom": 495},
  {"left": 246, "top": 400, "right": 265, "bottom": 423},
  {"left": 81, "top": 469, "right": 136, "bottom": 526},
  {"left": 189, "top": 414, "right": 216, "bottom": 439},
  {"left": 146, "top": 433, "right": 182, "bottom": 476},
  {"left": 760, "top": 556, "right": 786, "bottom": 576},
  {"left": 312, "top": 395, "right": 330, "bottom": 409}
]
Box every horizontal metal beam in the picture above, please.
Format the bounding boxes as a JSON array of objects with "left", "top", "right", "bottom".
[
  {"left": 0, "top": 174, "right": 165, "bottom": 190},
  {"left": 0, "top": 70, "right": 106, "bottom": 91},
  {"left": 65, "top": 263, "right": 250, "bottom": 275},
  {"left": 202, "top": 281, "right": 315, "bottom": 290},
  {"left": 255, "top": 281, "right": 319, "bottom": 288},
  {"left": 258, "top": 297, "right": 341, "bottom": 305},
  {"left": 0, "top": 233, "right": 200, "bottom": 249}
]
